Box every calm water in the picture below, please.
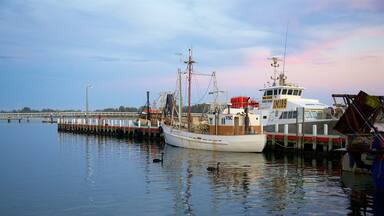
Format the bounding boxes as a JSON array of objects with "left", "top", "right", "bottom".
[{"left": 0, "top": 122, "right": 382, "bottom": 215}]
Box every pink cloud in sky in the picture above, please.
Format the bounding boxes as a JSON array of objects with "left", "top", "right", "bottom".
[
  {"left": 306, "top": 0, "right": 384, "bottom": 12},
  {"left": 214, "top": 25, "right": 384, "bottom": 101}
]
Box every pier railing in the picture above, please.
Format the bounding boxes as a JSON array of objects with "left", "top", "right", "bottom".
[
  {"left": 57, "top": 117, "right": 162, "bottom": 140},
  {"left": 58, "top": 118, "right": 160, "bottom": 128}
]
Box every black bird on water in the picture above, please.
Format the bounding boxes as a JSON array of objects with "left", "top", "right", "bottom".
[
  {"left": 207, "top": 162, "right": 220, "bottom": 172},
  {"left": 153, "top": 152, "right": 164, "bottom": 163}
]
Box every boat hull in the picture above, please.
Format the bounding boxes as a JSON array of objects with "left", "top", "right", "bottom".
[{"left": 162, "top": 125, "right": 266, "bottom": 152}]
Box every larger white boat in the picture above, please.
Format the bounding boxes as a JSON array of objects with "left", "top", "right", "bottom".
[
  {"left": 253, "top": 57, "right": 339, "bottom": 134},
  {"left": 162, "top": 49, "right": 266, "bottom": 152}
]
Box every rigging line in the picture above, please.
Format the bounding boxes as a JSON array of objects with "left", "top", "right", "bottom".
[{"left": 195, "top": 74, "right": 214, "bottom": 104}]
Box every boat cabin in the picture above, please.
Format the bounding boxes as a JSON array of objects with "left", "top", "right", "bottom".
[{"left": 206, "top": 108, "right": 262, "bottom": 135}]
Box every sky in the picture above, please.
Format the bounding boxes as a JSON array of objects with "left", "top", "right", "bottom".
[{"left": 0, "top": 0, "right": 383, "bottom": 110}]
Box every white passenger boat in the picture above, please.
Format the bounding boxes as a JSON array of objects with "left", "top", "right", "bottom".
[
  {"left": 253, "top": 57, "right": 339, "bottom": 134},
  {"left": 162, "top": 49, "right": 266, "bottom": 152}
]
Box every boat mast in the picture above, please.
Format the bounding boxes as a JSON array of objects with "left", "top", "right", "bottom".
[
  {"left": 178, "top": 68, "right": 182, "bottom": 129},
  {"left": 184, "top": 48, "right": 195, "bottom": 131}
]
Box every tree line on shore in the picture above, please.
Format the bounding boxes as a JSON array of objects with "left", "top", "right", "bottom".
[
  {"left": 0, "top": 104, "right": 210, "bottom": 114},
  {"left": 0, "top": 106, "right": 138, "bottom": 113}
]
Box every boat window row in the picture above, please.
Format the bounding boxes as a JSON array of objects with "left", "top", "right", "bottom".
[
  {"left": 264, "top": 89, "right": 302, "bottom": 96},
  {"left": 304, "top": 110, "right": 324, "bottom": 120},
  {"left": 279, "top": 111, "right": 298, "bottom": 119}
]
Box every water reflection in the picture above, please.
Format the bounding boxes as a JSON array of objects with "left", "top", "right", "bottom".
[
  {"left": 341, "top": 171, "right": 384, "bottom": 215},
  {"left": 56, "top": 132, "right": 382, "bottom": 215}
]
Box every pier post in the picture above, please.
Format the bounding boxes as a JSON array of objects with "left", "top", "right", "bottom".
[
  {"left": 312, "top": 125, "right": 317, "bottom": 151},
  {"left": 298, "top": 123, "right": 303, "bottom": 151},
  {"left": 284, "top": 124, "right": 288, "bottom": 148},
  {"left": 272, "top": 124, "right": 278, "bottom": 149},
  {"left": 119, "top": 120, "right": 122, "bottom": 127},
  {"left": 157, "top": 120, "right": 160, "bottom": 128},
  {"left": 138, "top": 120, "right": 141, "bottom": 128},
  {"left": 323, "top": 124, "right": 328, "bottom": 152}
]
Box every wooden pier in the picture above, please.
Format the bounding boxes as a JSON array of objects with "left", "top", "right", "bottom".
[
  {"left": 57, "top": 118, "right": 346, "bottom": 155},
  {"left": 57, "top": 118, "right": 161, "bottom": 140},
  {"left": 265, "top": 123, "right": 346, "bottom": 155}
]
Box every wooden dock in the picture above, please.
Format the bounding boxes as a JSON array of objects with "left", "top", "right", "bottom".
[
  {"left": 57, "top": 118, "right": 161, "bottom": 140},
  {"left": 264, "top": 122, "right": 346, "bottom": 155},
  {"left": 57, "top": 118, "right": 346, "bottom": 155}
]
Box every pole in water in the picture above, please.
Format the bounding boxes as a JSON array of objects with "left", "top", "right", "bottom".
[{"left": 146, "top": 91, "right": 150, "bottom": 121}]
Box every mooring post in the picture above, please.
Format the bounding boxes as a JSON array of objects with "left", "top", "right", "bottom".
[
  {"left": 323, "top": 124, "right": 328, "bottom": 152},
  {"left": 138, "top": 120, "right": 141, "bottom": 128},
  {"left": 298, "top": 123, "right": 302, "bottom": 151},
  {"left": 146, "top": 91, "right": 150, "bottom": 121},
  {"left": 284, "top": 124, "right": 288, "bottom": 147},
  {"left": 272, "top": 123, "right": 278, "bottom": 149},
  {"left": 157, "top": 120, "right": 160, "bottom": 127},
  {"left": 312, "top": 125, "right": 317, "bottom": 151}
]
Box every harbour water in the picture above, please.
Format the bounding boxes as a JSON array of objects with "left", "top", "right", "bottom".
[{"left": 0, "top": 122, "right": 382, "bottom": 215}]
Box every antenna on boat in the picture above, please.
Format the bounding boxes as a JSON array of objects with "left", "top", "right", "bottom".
[
  {"left": 281, "top": 21, "right": 289, "bottom": 86},
  {"left": 184, "top": 48, "right": 195, "bottom": 131},
  {"left": 268, "top": 57, "right": 281, "bottom": 86}
]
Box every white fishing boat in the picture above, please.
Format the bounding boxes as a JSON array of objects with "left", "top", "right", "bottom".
[{"left": 162, "top": 49, "right": 266, "bottom": 152}]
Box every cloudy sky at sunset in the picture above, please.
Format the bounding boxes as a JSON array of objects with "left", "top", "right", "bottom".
[{"left": 0, "top": 0, "right": 383, "bottom": 110}]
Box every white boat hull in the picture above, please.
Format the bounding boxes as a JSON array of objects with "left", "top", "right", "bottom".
[{"left": 162, "top": 125, "right": 266, "bottom": 152}]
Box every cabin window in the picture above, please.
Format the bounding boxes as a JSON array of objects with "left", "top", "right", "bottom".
[
  {"left": 266, "top": 90, "right": 273, "bottom": 96},
  {"left": 287, "top": 89, "right": 293, "bottom": 95},
  {"left": 282, "top": 89, "right": 287, "bottom": 95},
  {"left": 263, "top": 116, "right": 267, "bottom": 119},
  {"left": 292, "top": 111, "right": 297, "bottom": 119},
  {"left": 293, "top": 90, "right": 298, "bottom": 95},
  {"left": 273, "top": 89, "right": 278, "bottom": 96},
  {"left": 282, "top": 112, "right": 288, "bottom": 119},
  {"left": 263, "top": 91, "right": 266, "bottom": 96},
  {"left": 221, "top": 118, "right": 225, "bottom": 125},
  {"left": 288, "top": 111, "right": 293, "bottom": 118},
  {"left": 278, "top": 89, "right": 282, "bottom": 94},
  {"left": 209, "top": 118, "right": 213, "bottom": 124}
]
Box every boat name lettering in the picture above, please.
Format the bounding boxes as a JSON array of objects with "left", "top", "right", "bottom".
[{"left": 272, "top": 99, "right": 287, "bottom": 109}]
